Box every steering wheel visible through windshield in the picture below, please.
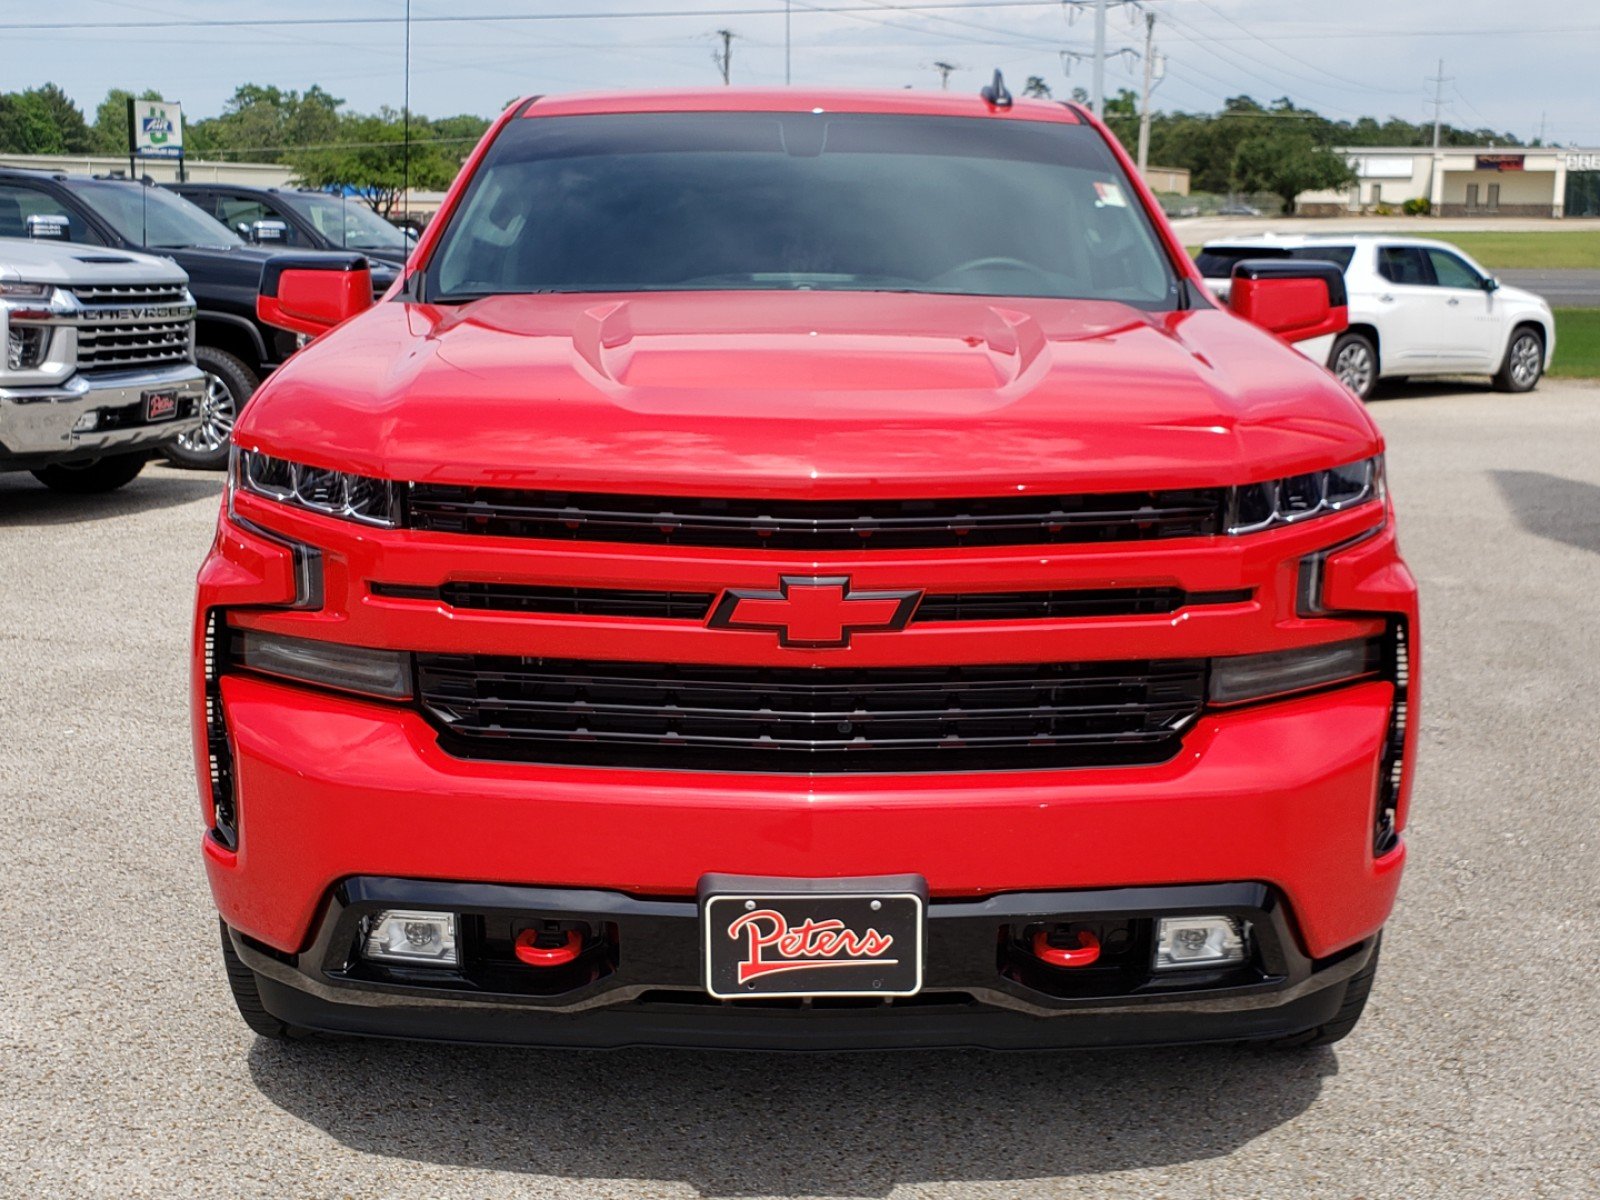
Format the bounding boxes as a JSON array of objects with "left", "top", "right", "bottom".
[{"left": 426, "top": 110, "right": 1179, "bottom": 308}]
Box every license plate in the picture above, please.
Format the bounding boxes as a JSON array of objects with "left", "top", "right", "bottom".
[
  {"left": 143, "top": 390, "right": 179, "bottom": 422},
  {"left": 702, "top": 876, "right": 924, "bottom": 1000}
]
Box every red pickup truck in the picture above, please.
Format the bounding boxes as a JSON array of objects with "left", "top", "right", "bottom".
[{"left": 193, "top": 86, "right": 1417, "bottom": 1051}]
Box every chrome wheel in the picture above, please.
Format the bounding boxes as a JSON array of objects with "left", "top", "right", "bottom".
[
  {"left": 1509, "top": 333, "right": 1543, "bottom": 390},
  {"left": 1333, "top": 340, "right": 1376, "bottom": 398},
  {"left": 176, "top": 373, "right": 237, "bottom": 455}
]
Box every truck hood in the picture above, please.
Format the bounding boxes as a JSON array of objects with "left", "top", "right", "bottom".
[
  {"left": 163, "top": 244, "right": 400, "bottom": 290},
  {"left": 0, "top": 237, "right": 189, "bottom": 288},
  {"left": 240, "top": 291, "right": 1380, "bottom": 496}
]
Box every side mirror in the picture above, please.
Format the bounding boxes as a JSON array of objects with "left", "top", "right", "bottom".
[
  {"left": 26, "top": 213, "right": 68, "bottom": 240},
  {"left": 257, "top": 254, "right": 373, "bottom": 338},
  {"left": 1229, "top": 259, "right": 1348, "bottom": 344},
  {"left": 1484, "top": 276, "right": 1501, "bottom": 293},
  {"left": 248, "top": 219, "right": 289, "bottom": 245}
]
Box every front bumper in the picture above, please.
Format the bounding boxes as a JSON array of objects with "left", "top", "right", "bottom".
[
  {"left": 0, "top": 364, "right": 205, "bottom": 466},
  {"left": 231, "top": 878, "right": 1378, "bottom": 1050}
]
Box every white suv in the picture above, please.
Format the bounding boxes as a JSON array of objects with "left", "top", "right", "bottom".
[{"left": 1196, "top": 234, "right": 1555, "bottom": 400}]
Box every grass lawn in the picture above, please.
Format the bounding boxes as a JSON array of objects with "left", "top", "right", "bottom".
[
  {"left": 1185, "top": 231, "right": 1600, "bottom": 270},
  {"left": 1447, "top": 232, "right": 1600, "bottom": 270},
  {"left": 1552, "top": 309, "right": 1600, "bottom": 378}
]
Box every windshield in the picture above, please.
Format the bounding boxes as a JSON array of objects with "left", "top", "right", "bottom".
[
  {"left": 427, "top": 111, "right": 1179, "bottom": 308},
  {"left": 73, "top": 181, "right": 243, "bottom": 249},
  {"left": 278, "top": 192, "right": 408, "bottom": 251}
]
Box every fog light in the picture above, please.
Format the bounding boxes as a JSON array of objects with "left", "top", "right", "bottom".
[
  {"left": 362, "top": 910, "right": 458, "bottom": 966},
  {"left": 1154, "top": 916, "right": 1247, "bottom": 970}
]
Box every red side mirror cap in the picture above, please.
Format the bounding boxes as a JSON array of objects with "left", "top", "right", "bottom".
[
  {"left": 257, "top": 254, "right": 374, "bottom": 338},
  {"left": 1229, "top": 258, "right": 1348, "bottom": 344}
]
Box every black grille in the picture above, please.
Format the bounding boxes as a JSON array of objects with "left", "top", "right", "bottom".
[
  {"left": 372, "top": 582, "right": 1252, "bottom": 624},
  {"left": 67, "top": 282, "right": 187, "bottom": 306},
  {"left": 372, "top": 582, "right": 717, "bottom": 620},
  {"left": 913, "top": 587, "right": 1252, "bottom": 622},
  {"left": 415, "top": 655, "right": 1207, "bottom": 773},
  {"left": 1375, "top": 619, "right": 1410, "bottom": 856},
  {"left": 404, "top": 485, "right": 1228, "bottom": 550}
]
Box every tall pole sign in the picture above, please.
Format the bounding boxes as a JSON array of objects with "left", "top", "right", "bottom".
[{"left": 126, "top": 98, "right": 185, "bottom": 182}]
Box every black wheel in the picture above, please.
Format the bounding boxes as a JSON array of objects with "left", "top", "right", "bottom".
[
  {"left": 30, "top": 453, "right": 148, "bottom": 494},
  {"left": 163, "top": 346, "right": 257, "bottom": 470},
  {"left": 1328, "top": 332, "right": 1379, "bottom": 401},
  {"left": 1271, "top": 938, "right": 1381, "bottom": 1049},
  {"left": 219, "top": 920, "right": 311, "bottom": 1040},
  {"left": 1494, "top": 327, "right": 1545, "bottom": 393}
]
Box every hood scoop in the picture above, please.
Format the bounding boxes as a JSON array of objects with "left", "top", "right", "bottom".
[{"left": 569, "top": 297, "right": 1051, "bottom": 395}]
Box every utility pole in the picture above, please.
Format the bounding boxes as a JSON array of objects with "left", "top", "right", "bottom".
[
  {"left": 1091, "top": 0, "right": 1108, "bottom": 117},
  {"left": 933, "top": 61, "right": 958, "bottom": 90},
  {"left": 713, "top": 29, "right": 735, "bottom": 85},
  {"left": 1137, "top": 9, "right": 1156, "bottom": 175},
  {"left": 785, "top": 0, "right": 791, "bottom": 86},
  {"left": 1428, "top": 59, "right": 1451, "bottom": 150}
]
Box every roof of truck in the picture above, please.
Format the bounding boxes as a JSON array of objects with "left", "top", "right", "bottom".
[{"left": 520, "top": 87, "right": 1085, "bottom": 123}]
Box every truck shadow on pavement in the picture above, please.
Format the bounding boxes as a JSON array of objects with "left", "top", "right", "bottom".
[
  {"left": 247, "top": 1039, "right": 1335, "bottom": 1196},
  {"left": 1493, "top": 470, "right": 1600, "bottom": 556},
  {"left": 0, "top": 469, "right": 219, "bottom": 526}
]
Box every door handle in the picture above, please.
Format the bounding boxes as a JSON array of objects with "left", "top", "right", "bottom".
[
  {"left": 1447, "top": 298, "right": 1461, "bottom": 306},
  {"left": 1378, "top": 294, "right": 1395, "bottom": 303}
]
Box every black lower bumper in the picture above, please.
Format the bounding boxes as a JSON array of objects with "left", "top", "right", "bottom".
[{"left": 232, "top": 877, "right": 1377, "bottom": 1051}]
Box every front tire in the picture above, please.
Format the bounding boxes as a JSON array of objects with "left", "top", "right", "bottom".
[
  {"left": 30, "top": 453, "right": 148, "bottom": 494},
  {"left": 1329, "top": 332, "right": 1379, "bottom": 401},
  {"left": 1494, "top": 327, "right": 1545, "bottom": 393},
  {"left": 163, "top": 346, "right": 257, "bottom": 470},
  {"left": 219, "top": 920, "right": 311, "bottom": 1041}
]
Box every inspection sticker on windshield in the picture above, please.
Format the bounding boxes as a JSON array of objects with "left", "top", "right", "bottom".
[{"left": 1094, "top": 181, "right": 1128, "bottom": 207}]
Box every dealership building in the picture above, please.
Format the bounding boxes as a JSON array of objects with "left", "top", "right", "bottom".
[{"left": 1298, "top": 147, "right": 1600, "bottom": 218}]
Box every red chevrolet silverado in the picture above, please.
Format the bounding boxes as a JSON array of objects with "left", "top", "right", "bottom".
[{"left": 193, "top": 85, "right": 1418, "bottom": 1051}]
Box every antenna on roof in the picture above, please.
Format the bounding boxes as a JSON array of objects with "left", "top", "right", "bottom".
[{"left": 980, "top": 69, "right": 1013, "bottom": 110}]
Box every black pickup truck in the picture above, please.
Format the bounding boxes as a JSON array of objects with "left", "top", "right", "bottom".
[
  {"left": 0, "top": 169, "right": 399, "bottom": 468},
  {"left": 166, "top": 183, "right": 413, "bottom": 268}
]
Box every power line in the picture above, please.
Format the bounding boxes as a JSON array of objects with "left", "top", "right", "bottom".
[{"left": 0, "top": 1, "right": 1069, "bottom": 32}]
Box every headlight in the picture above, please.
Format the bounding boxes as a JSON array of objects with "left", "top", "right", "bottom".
[
  {"left": 232, "top": 628, "right": 412, "bottom": 699},
  {"left": 1209, "top": 637, "right": 1382, "bottom": 706},
  {"left": 1227, "top": 456, "right": 1383, "bottom": 535},
  {"left": 235, "top": 448, "right": 400, "bottom": 527},
  {"left": 0, "top": 281, "right": 50, "bottom": 298}
]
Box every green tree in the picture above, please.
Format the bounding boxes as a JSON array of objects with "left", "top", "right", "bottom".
[
  {"left": 1022, "top": 76, "right": 1052, "bottom": 99},
  {"left": 187, "top": 83, "right": 342, "bottom": 161},
  {"left": 1232, "top": 127, "right": 1356, "bottom": 214},
  {"left": 288, "top": 110, "right": 459, "bottom": 217},
  {"left": 0, "top": 84, "right": 98, "bottom": 154}
]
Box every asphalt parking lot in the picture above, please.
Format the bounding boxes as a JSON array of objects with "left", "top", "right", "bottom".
[{"left": 3, "top": 380, "right": 1599, "bottom": 1199}]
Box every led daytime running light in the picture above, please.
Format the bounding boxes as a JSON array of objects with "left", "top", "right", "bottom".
[
  {"left": 236, "top": 449, "right": 399, "bottom": 527},
  {"left": 1228, "top": 456, "right": 1384, "bottom": 536}
]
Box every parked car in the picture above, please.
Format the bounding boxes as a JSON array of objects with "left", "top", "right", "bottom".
[
  {"left": 164, "top": 184, "right": 412, "bottom": 267},
  {"left": 1196, "top": 234, "right": 1555, "bottom": 399},
  {"left": 1215, "top": 202, "right": 1263, "bottom": 217},
  {"left": 1, "top": 235, "right": 204, "bottom": 492},
  {"left": 199, "top": 87, "right": 1416, "bottom": 1053},
  {"left": 0, "top": 169, "right": 399, "bottom": 468}
]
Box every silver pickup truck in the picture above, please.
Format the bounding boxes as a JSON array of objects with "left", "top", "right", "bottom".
[{"left": 2, "top": 237, "right": 206, "bottom": 493}]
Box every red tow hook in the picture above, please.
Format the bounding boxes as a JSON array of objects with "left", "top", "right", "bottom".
[
  {"left": 514, "top": 928, "right": 583, "bottom": 967},
  {"left": 1031, "top": 927, "right": 1101, "bottom": 968}
]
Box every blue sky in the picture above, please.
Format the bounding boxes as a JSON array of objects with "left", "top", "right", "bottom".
[{"left": 3, "top": 0, "right": 1595, "bottom": 145}]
